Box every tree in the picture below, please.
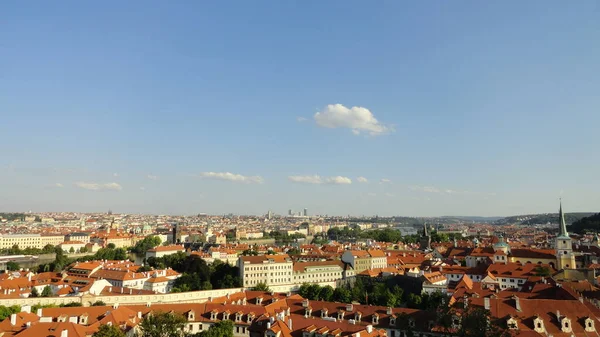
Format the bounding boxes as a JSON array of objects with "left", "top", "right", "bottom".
[
  {"left": 41, "top": 285, "right": 53, "bottom": 297},
  {"left": 131, "top": 236, "right": 162, "bottom": 255},
  {"left": 196, "top": 320, "right": 234, "bottom": 337},
  {"left": 79, "top": 246, "right": 88, "bottom": 253},
  {"left": 93, "top": 323, "right": 126, "bottom": 337},
  {"left": 92, "top": 301, "right": 106, "bottom": 306},
  {"left": 332, "top": 287, "right": 351, "bottom": 303},
  {"left": 0, "top": 305, "right": 21, "bottom": 321},
  {"left": 534, "top": 266, "right": 551, "bottom": 277},
  {"left": 407, "top": 293, "right": 422, "bottom": 309},
  {"left": 138, "top": 311, "right": 186, "bottom": 337},
  {"left": 69, "top": 247, "right": 75, "bottom": 253},
  {"left": 253, "top": 282, "right": 271, "bottom": 292},
  {"left": 107, "top": 243, "right": 116, "bottom": 249},
  {"left": 6, "top": 261, "right": 20, "bottom": 271},
  {"left": 458, "top": 307, "right": 511, "bottom": 337},
  {"left": 319, "top": 285, "right": 334, "bottom": 302},
  {"left": 30, "top": 287, "right": 39, "bottom": 297}
]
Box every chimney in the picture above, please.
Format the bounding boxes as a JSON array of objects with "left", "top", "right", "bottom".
[
  {"left": 137, "top": 312, "right": 142, "bottom": 319},
  {"left": 288, "top": 318, "right": 292, "bottom": 330},
  {"left": 484, "top": 297, "right": 490, "bottom": 310},
  {"left": 514, "top": 296, "right": 521, "bottom": 312},
  {"left": 61, "top": 329, "right": 68, "bottom": 337},
  {"left": 10, "top": 314, "right": 17, "bottom": 326},
  {"left": 37, "top": 309, "right": 43, "bottom": 316},
  {"left": 366, "top": 325, "right": 373, "bottom": 333},
  {"left": 556, "top": 310, "right": 561, "bottom": 321}
]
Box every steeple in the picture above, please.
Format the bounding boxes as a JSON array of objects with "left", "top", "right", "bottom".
[
  {"left": 423, "top": 222, "right": 429, "bottom": 236},
  {"left": 558, "top": 199, "right": 569, "bottom": 238}
]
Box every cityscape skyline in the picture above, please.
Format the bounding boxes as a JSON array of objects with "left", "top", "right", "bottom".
[{"left": 2, "top": 2, "right": 599, "bottom": 216}]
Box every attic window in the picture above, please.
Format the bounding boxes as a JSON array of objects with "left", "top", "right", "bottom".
[{"left": 563, "top": 241, "right": 566, "bottom": 244}]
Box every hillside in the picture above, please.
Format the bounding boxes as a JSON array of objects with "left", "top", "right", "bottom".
[
  {"left": 569, "top": 213, "right": 600, "bottom": 234},
  {"left": 495, "top": 212, "right": 596, "bottom": 226}
]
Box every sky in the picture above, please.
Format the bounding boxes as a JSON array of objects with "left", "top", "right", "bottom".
[{"left": 1, "top": 1, "right": 599, "bottom": 217}]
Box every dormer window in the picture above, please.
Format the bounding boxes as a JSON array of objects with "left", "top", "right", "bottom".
[
  {"left": 372, "top": 313, "right": 379, "bottom": 324},
  {"left": 210, "top": 311, "right": 218, "bottom": 320},
  {"left": 337, "top": 311, "right": 344, "bottom": 320},
  {"left": 585, "top": 318, "right": 595, "bottom": 332},
  {"left": 355, "top": 312, "right": 362, "bottom": 322},
  {"left": 561, "top": 317, "right": 572, "bottom": 333},
  {"left": 321, "top": 309, "right": 328, "bottom": 318},
  {"left": 188, "top": 310, "right": 195, "bottom": 321},
  {"left": 305, "top": 307, "right": 312, "bottom": 317},
  {"left": 507, "top": 317, "right": 518, "bottom": 330},
  {"left": 409, "top": 318, "right": 415, "bottom": 328},
  {"left": 533, "top": 316, "right": 545, "bottom": 333},
  {"left": 389, "top": 315, "right": 396, "bottom": 326},
  {"left": 247, "top": 313, "right": 255, "bottom": 324}
]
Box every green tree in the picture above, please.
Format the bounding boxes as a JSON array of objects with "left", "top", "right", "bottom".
[
  {"left": 533, "top": 266, "right": 551, "bottom": 277},
  {"left": 69, "top": 247, "right": 75, "bottom": 253},
  {"left": 0, "top": 305, "right": 21, "bottom": 321},
  {"left": 30, "top": 287, "right": 39, "bottom": 297},
  {"left": 107, "top": 243, "right": 116, "bottom": 249},
  {"left": 92, "top": 301, "right": 106, "bottom": 306},
  {"left": 92, "top": 323, "right": 126, "bottom": 337},
  {"left": 458, "top": 307, "right": 511, "bottom": 337},
  {"left": 319, "top": 285, "right": 334, "bottom": 302},
  {"left": 407, "top": 293, "right": 422, "bottom": 309},
  {"left": 332, "top": 287, "right": 352, "bottom": 303},
  {"left": 6, "top": 261, "right": 20, "bottom": 271},
  {"left": 253, "top": 282, "right": 271, "bottom": 292},
  {"left": 79, "top": 246, "right": 88, "bottom": 253},
  {"left": 138, "top": 311, "right": 186, "bottom": 337},
  {"left": 131, "top": 236, "right": 162, "bottom": 255},
  {"left": 41, "top": 285, "right": 53, "bottom": 297},
  {"left": 196, "top": 320, "right": 234, "bottom": 337},
  {"left": 59, "top": 302, "right": 82, "bottom": 307}
]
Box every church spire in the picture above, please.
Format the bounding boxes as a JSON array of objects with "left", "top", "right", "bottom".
[
  {"left": 423, "top": 222, "right": 429, "bottom": 236},
  {"left": 558, "top": 199, "right": 569, "bottom": 238}
]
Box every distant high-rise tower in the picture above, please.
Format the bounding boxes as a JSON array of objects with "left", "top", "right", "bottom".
[
  {"left": 267, "top": 210, "right": 273, "bottom": 220},
  {"left": 288, "top": 209, "right": 293, "bottom": 216},
  {"left": 303, "top": 208, "right": 308, "bottom": 217}
]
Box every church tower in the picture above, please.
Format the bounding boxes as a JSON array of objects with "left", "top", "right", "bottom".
[
  {"left": 420, "top": 222, "right": 431, "bottom": 251},
  {"left": 555, "top": 201, "right": 576, "bottom": 269}
]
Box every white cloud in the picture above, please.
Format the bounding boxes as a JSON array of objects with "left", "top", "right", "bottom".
[
  {"left": 75, "top": 182, "right": 122, "bottom": 191},
  {"left": 199, "top": 172, "right": 264, "bottom": 184},
  {"left": 357, "top": 176, "right": 369, "bottom": 183},
  {"left": 288, "top": 175, "right": 352, "bottom": 185},
  {"left": 326, "top": 176, "right": 352, "bottom": 185},
  {"left": 113, "top": 173, "right": 119, "bottom": 177},
  {"left": 410, "top": 186, "right": 442, "bottom": 193},
  {"left": 297, "top": 117, "right": 307, "bottom": 122},
  {"left": 147, "top": 174, "right": 158, "bottom": 180},
  {"left": 288, "top": 175, "right": 323, "bottom": 184},
  {"left": 410, "top": 185, "right": 496, "bottom": 196},
  {"left": 314, "top": 104, "right": 393, "bottom": 136},
  {"left": 380, "top": 178, "right": 392, "bottom": 184}
]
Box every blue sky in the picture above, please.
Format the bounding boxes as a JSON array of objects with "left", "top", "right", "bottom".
[{"left": 2, "top": 1, "right": 599, "bottom": 216}]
